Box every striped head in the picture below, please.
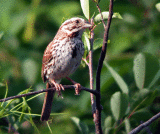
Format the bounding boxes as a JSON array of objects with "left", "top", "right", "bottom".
[{"left": 57, "top": 17, "right": 92, "bottom": 38}]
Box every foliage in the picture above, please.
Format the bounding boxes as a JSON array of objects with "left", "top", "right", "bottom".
[{"left": 0, "top": 0, "right": 160, "bottom": 133}]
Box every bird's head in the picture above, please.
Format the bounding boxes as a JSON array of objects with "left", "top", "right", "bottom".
[{"left": 59, "top": 17, "right": 92, "bottom": 37}]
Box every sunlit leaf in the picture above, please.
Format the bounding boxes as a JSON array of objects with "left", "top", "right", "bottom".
[
  {"left": 133, "top": 53, "right": 145, "bottom": 90},
  {"left": 124, "top": 118, "right": 131, "bottom": 133},
  {"left": 83, "top": 32, "right": 90, "bottom": 51},
  {"left": 110, "top": 92, "right": 129, "bottom": 120},
  {"left": 82, "top": 32, "right": 90, "bottom": 64},
  {"left": 0, "top": 82, "right": 5, "bottom": 87},
  {"left": 104, "top": 116, "right": 113, "bottom": 128},
  {"left": 80, "top": 0, "right": 90, "bottom": 19},
  {"left": 22, "top": 59, "right": 38, "bottom": 85},
  {"left": 94, "top": 12, "right": 122, "bottom": 23},
  {"left": 155, "top": 3, "right": 160, "bottom": 12},
  {"left": 0, "top": 31, "right": 4, "bottom": 39},
  {"left": 133, "top": 53, "right": 159, "bottom": 90}
]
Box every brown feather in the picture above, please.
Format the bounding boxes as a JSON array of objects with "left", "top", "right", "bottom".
[
  {"left": 41, "top": 83, "right": 55, "bottom": 121},
  {"left": 41, "top": 42, "right": 56, "bottom": 82}
]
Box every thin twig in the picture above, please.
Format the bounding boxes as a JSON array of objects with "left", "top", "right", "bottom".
[
  {"left": 95, "top": 0, "right": 113, "bottom": 134},
  {"left": 0, "top": 85, "right": 99, "bottom": 102},
  {"left": 89, "top": 17, "right": 97, "bottom": 128},
  {"left": 82, "top": 58, "right": 89, "bottom": 66},
  {"left": 92, "top": 25, "right": 97, "bottom": 31},
  {"left": 129, "top": 112, "right": 160, "bottom": 134},
  {"left": 96, "top": 4, "right": 106, "bottom": 28}
]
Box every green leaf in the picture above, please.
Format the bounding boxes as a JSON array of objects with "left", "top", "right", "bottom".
[
  {"left": 105, "top": 63, "right": 129, "bottom": 94},
  {"left": 133, "top": 53, "right": 145, "bottom": 90},
  {"left": 22, "top": 59, "right": 38, "bottom": 85},
  {"left": 124, "top": 118, "right": 131, "bottom": 133},
  {"left": 131, "top": 89, "right": 158, "bottom": 110},
  {"left": 142, "top": 90, "right": 158, "bottom": 107},
  {"left": 148, "top": 69, "right": 160, "bottom": 89},
  {"left": 94, "top": 12, "right": 122, "bottom": 23},
  {"left": 155, "top": 3, "right": 160, "bottom": 12},
  {"left": 71, "top": 117, "right": 89, "bottom": 134},
  {"left": 83, "top": 32, "right": 90, "bottom": 51},
  {"left": 19, "top": 97, "right": 28, "bottom": 122},
  {"left": 93, "top": 38, "right": 103, "bottom": 51},
  {"left": 110, "top": 92, "right": 129, "bottom": 120},
  {"left": 0, "top": 31, "right": 4, "bottom": 39},
  {"left": 104, "top": 116, "right": 113, "bottom": 128},
  {"left": 1, "top": 82, "right": 9, "bottom": 107},
  {"left": 144, "top": 53, "right": 159, "bottom": 88},
  {"left": 82, "top": 32, "right": 90, "bottom": 63},
  {"left": 80, "top": 0, "right": 90, "bottom": 19},
  {"left": 105, "top": 128, "right": 115, "bottom": 134},
  {"left": 133, "top": 53, "right": 160, "bottom": 90},
  {"left": 0, "top": 83, "right": 5, "bottom": 87}
]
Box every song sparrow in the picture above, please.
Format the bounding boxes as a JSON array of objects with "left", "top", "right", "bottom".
[{"left": 41, "top": 17, "right": 92, "bottom": 121}]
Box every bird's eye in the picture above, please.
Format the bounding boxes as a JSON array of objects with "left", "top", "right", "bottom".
[{"left": 75, "top": 20, "right": 79, "bottom": 23}]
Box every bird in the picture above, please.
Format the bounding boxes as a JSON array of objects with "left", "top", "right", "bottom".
[{"left": 41, "top": 17, "right": 92, "bottom": 121}]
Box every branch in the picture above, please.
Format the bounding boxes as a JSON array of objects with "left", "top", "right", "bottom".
[
  {"left": 96, "top": 4, "right": 106, "bottom": 28},
  {"left": 129, "top": 112, "right": 160, "bottom": 134},
  {"left": 0, "top": 85, "right": 98, "bottom": 102},
  {"left": 95, "top": 0, "right": 113, "bottom": 134},
  {"left": 89, "top": 17, "right": 97, "bottom": 130},
  {"left": 82, "top": 58, "right": 89, "bottom": 66}
]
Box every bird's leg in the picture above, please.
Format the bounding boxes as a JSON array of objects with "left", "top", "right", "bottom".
[
  {"left": 66, "top": 77, "right": 81, "bottom": 95},
  {"left": 50, "top": 79, "right": 64, "bottom": 97}
]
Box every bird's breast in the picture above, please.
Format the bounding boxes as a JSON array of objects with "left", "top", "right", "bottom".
[{"left": 44, "top": 38, "right": 84, "bottom": 80}]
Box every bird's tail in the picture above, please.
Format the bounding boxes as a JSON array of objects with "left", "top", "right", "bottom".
[{"left": 41, "top": 83, "right": 55, "bottom": 121}]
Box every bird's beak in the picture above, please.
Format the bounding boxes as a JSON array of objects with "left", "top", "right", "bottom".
[{"left": 83, "top": 21, "right": 92, "bottom": 29}]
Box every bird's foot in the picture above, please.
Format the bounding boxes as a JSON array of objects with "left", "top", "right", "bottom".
[
  {"left": 50, "top": 80, "right": 64, "bottom": 98},
  {"left": 66, "top": 77, "right": 81, "bottom": 95},
  {"left": 74, "top": 83, "right": 81, "bottom": 95}
]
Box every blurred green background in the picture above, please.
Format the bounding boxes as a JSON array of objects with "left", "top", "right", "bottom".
[{"left": 0, "top": 0, "right": 160, "bottom": 133}]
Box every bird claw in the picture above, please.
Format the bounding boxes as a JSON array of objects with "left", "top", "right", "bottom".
[
  {"left": 74, "top": 83, "right": 81, "bottom": 95},
  {"left": 65, "top": 77, "right": 81, "bottom": 95},
  {"left": 54, "top": 83, "right": 64, "bottom": 98}
]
